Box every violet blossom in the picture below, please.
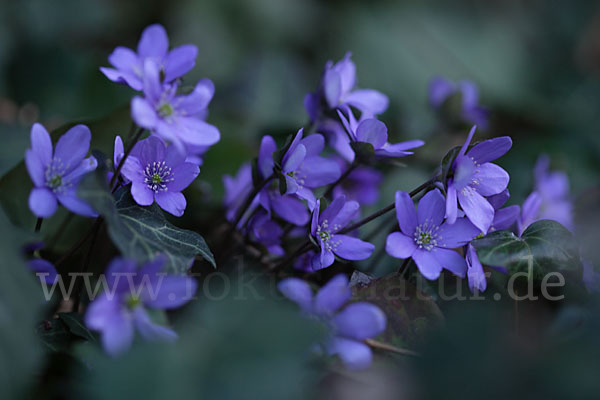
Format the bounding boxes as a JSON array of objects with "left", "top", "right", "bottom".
[
  {"left": 332, "top": 158, "right": 383, "bottom": 206},
  {"left": 429, "top": 77, "right": 489, "bottom": 129},
  {"left": 533, "top": 154, "right": 574, "bottom": 231},
  {"left": 121, "top": 136, "right": 199, "bottom": 217},
  {"left": 386, "top": 189, "right": 480, "bottom": 280},
  {"left": 310, "top": 196, "right": 375, "bottom": 270},
  {"left": 278, "top": 274, "right": 386, "bottom": 370},
  {"left": 101, "top": 24, "right": 198, "bottom": 91},
  {"left": 25, "top": 123, "right": 98, "bottom": 218},
  {"left": 445, "top": 126, "right": 512, "bottom": 233},
  {"left": 131, "top": 59, "right": 220, "bottom": 154},
  {"left": 85, "top": 256, "right": 197, "bottom": 356},
  {"left": 29, "top": 258, "right": 58, "bottom": 285}
]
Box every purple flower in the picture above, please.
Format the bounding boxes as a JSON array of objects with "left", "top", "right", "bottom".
[
  {"left": 259, "top": 188, "right": 310, "bottom": 226},
  {"left": 305, "top": 52, "right": 389, "bottom": 121},
  {"left": 429, "top": 77, "right": 489, "bottom": 129},
  {"left": 487, "top": 189, "right": 520, "bottom": 232},
  {"left": 332, "top": 159, "right": 383, "bottom": 206},
  {"left": 121, "top": 136, "right": 199, "bottom": 217},
  {"left": 337, "top": 109, "right": 425, "bottom": 162},
  {"left": 29, "top": 258, "right": 58, "bottom": 285},
  {"left": 131, "top": 59, "right": 220, "bottom": 154},
  {"left": 100, "top": 24, "right": 198, "bottom": 91},
  {"left": 310, "top": 196, "right": 375, "bottom": 270},
  {"left": 258, "top": 130, "right": 341, "bottom": 208},
  {"left": 25, "top": 123, "right": 98, "bottom": 218},
  {"left": 517, "top": 191, "right": 542, "bottom": 236},
  {"left": 465, "top": 243, "right": 486, "bottom": 293},
  {"left": 533, "top": 155, "right": 574, "bottom": 231},
  {"left": 386, "top": 189, "right": 480, "bottom": 280},
  {"left": 583, "top": 260, "right": 600, "bottom": 293},
  {"left": 223, "top": 162, "right": 254, "bottom": 223},
  {"left": 247, "top": 210, "right": 284, "bottom": 256},
  {"left": 445, "top": 126, "right": 512, "bottom": 233},
  {"left": 278, "top": 274, "right": 386, "bottom": 370},
  {"left": 85, "top": 256, "right": 197, "bottom": 356}
]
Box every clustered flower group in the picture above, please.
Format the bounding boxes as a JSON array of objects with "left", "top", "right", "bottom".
[{"left": 22, "top": 24, "right": 584, "bottom": 370}]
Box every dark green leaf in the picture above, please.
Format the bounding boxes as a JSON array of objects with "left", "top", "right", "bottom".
[
  {"left": 58, "top": 313, "right": 98, "bottom": 343},
  {"left": 350, "top": 141, "right": 375, "bottom": 164},
  {"left": 439, "top": 145, "right": 460, "bottom": 187},
  {"left": 78, "top": 171, "right": 216, "bottom": 273},
  {"left": 472, "top": 220, "right": 580, "bottom": 281}
]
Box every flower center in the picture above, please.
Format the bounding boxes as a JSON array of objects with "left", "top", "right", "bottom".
[
  {"left": 144, "top": 161, "right": 174, "bottom": 192},
  {"left": 44, "top": 158, "right": 69, "bottom": 193},
  {"left": 316, "top": 219, "right": 342, "bottom": 252},
  {"left": 413, "top": 221, "right": 440, "bottom": 251},
  {"left": 157, "top": 102, "right": 174, "bottom": 118},
  {"left": 126, "top": 294, "right": 142, "bottom": 309}
]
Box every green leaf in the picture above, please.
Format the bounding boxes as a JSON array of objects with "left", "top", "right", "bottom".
[
  {"left": 58, "top": 313, "right": 98, "bottom": 343},
  {"left": 472, "top": 220, "right": 580, "bottom": 281},
  {"left": 78, "top": 171, "right": 216, "bottom": 273},
  {"left": 0, "top": 209, "right": 43, "bottom": 399}
]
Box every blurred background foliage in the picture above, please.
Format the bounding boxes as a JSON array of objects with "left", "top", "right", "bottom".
[{"left": 2, "top": 0, "right": 600, "bottom": 399}]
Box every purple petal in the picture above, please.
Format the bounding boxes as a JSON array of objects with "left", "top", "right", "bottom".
[
  {"left": 270, "top": 194, "right": 309, "bottom": 225},
  {"left": 54, "top": 125, "right": 91, "bottom": 173},
  {"left": 101, "top": 310, "right": 134, "bottom": 357},
  {"left": 283, "top": 144, "right": 307, "bottom": 173},
  {"left": 30, "top": 123, "right": 52, "bottom": 166},
  {"left": 474, "top": 163, "right": 509, "bottom": 196},
  {"left": 297, "top": 156, "right": 341, "bottom": 187},
  {"left": 176, "top": 78, "right": 214, "bottom": 115},
  {"left": 164, "top": 141, "right": 186, "bottom": 167},
  {"left": 29, "top": 259, "right": 58, "bottom": 285},
  {"left": 29, "top": 188, "right": 57, "bottom": 218},
  {"left": 176, "top": 117, "right": 220, "bottom": 147},
  {"left": 452, "top": 155, "right": 477, "bottom": 190},
  {"left": 313, "top": 274, "right": 350, "bottom": 315},
  {"left": 332, "top": 302, "right": 386, "bottom": 340},
  {"left": 335, "top": 52, "right": 356, "bottom": 95},
  {"left": 132, "top": 307, "right": 178, "bottom": 342},
  {"left": 25, "top": 149, "right": 45, "bottom": 187},
  {"left": 487, "top": 189, "right": 510, "bottom": 210},
  {"left": 328, "top": 337, "right": 373, "bottom": 370},
  {"left": 138, "top": 136, "right": 166, "bottom": 165},
  {"left": 323, "top": 69, "right": 342, "bottom": 108},
  {"left": 385, "top": 232, "right": 416, "bottom": 259},
  {"left": 458, "top": 188, "right": 495, "bottom": 233},
  {"left": 458, "top": 80, "right": 480, "bottom": 109},
  {"left": 143, "top": 275, "right": 197, "bottom": 309},
  {"left": 277, "top": 278, "right": 313, "bottom": 312},
  {"left": 330, "top": 200, "right": 359, "bottom": 230},
  {"left": 458, "top": 125, "right": 477, "bottom": 158},
  {"left": 155, "top": 191, "right": 186, "bottom": 216},
  {"left": 121, "top": 156, "right": 143, "bottom": 183},
  {"left": 131, "top": 97, "right": 158, "bottom": 129},
  {"left": 355, "top": 119, "right": 387, "bottom": 149},
  {"left": 105, "top": 258, "right": 137, "bottom": 292},
  {"left": 258, "top": 135, "right": 277, "bottom": 178},
  {"left": 142, "top": 59, "right": 163, "bottom": 102},
  {"left": 437, "top": 218, "right": 481, "bottom": 248},
  {"left": 131, "top": 181, "right": 155, "bottom": 206},
  {"left": 284, "top": 175, "right": 299, "bottom": 195},
  {"left": 417, "top": 189, "right": 445, "bottom": 227},
  {"left": 315, "top": 245, "right": 335, "bottom": 270},
  {"left": 100, "top": 67, "right": 143, "bottom": 91},
  {"left": 428, "top": 77, "right": 455, "bottom": 107},
  {"left": 114, "top": 136, "right": 125, "bottom": 167},
  {"left": 466, "top": 244, "right": 486, "bottom": 293},
  {"left": 320, "top": 196, "right": 346, "bottom": 225},
  {"left": 57, "top": 188, "right": 98, "bottom": 217},
  {"left": 137, "top": 24, "right": 169, "bottom": 59},
  {"left": 467, "top": 136, "right": 512, "bottom": 164},
  {"left": 394, "top": 191, "right": 417, "bottom": 236},
  {"left": 311, "top": 199, "right": 320, "bottom": 235},
  {"left": 63, "top": 156, "right": 98, "bottom": 183},
  {"left": 344, "top": 89, "right": 389, "bottom": 115},
  {"left": 108, "top": 46, "right": 140, "bottom": 72},
  {"left": 164, "top": 44, "right": 198, "bottom": 82},
  {"left": 300, "top": 134, "right": 325, "bottom": 156},
  {"left": 296, "top": 187, "right": 316, "bottom": 210},
  {"left": 519, "top": 191, "right": 542, "bottom": 234},
  {"left": 167, "top": 162, "right": 199, "bottom": 192},
  {"left": 333, "top": 234, "right": 374, "bottom": 261},
  {"left": 445, "top": 183, "right": 458, "bottom": 223},
  {"left": 492, "top": 205, "right": 520, "bottom": 231},
  {"left": 412, "top": 249, "right": 443, "bottom": 280},
  {"left": 433, "top": 248, "right": 467, "bottom": 277}
]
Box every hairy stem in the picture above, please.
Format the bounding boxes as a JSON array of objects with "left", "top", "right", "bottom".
[
  {"left": 364, "top": 338, "right": 419, "bottom": 357},
  {"left": 34, "top": 217, "right": 43, "bottom": 233},
  {"left": 322, "top": 162, "right": 357, "bottom": 199},
  {"left": 110, "top": 127, "right": 145, "bottom": 192}
]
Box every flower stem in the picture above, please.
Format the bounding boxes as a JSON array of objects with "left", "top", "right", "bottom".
[
  {"left": 364, "top": 338, "right": 419, "bottom": 357},
  {"left": 34, "top": 217, "right": 43, "bottom": 233},
  {"left": 269, "top": 240, "right": 314, "bottom": 272},
  {"left": 110, "top": 127, "right": 145, "bottom": 192},
  {"left": 230, "top": 174, "right": 274, "bottom": 230}
]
